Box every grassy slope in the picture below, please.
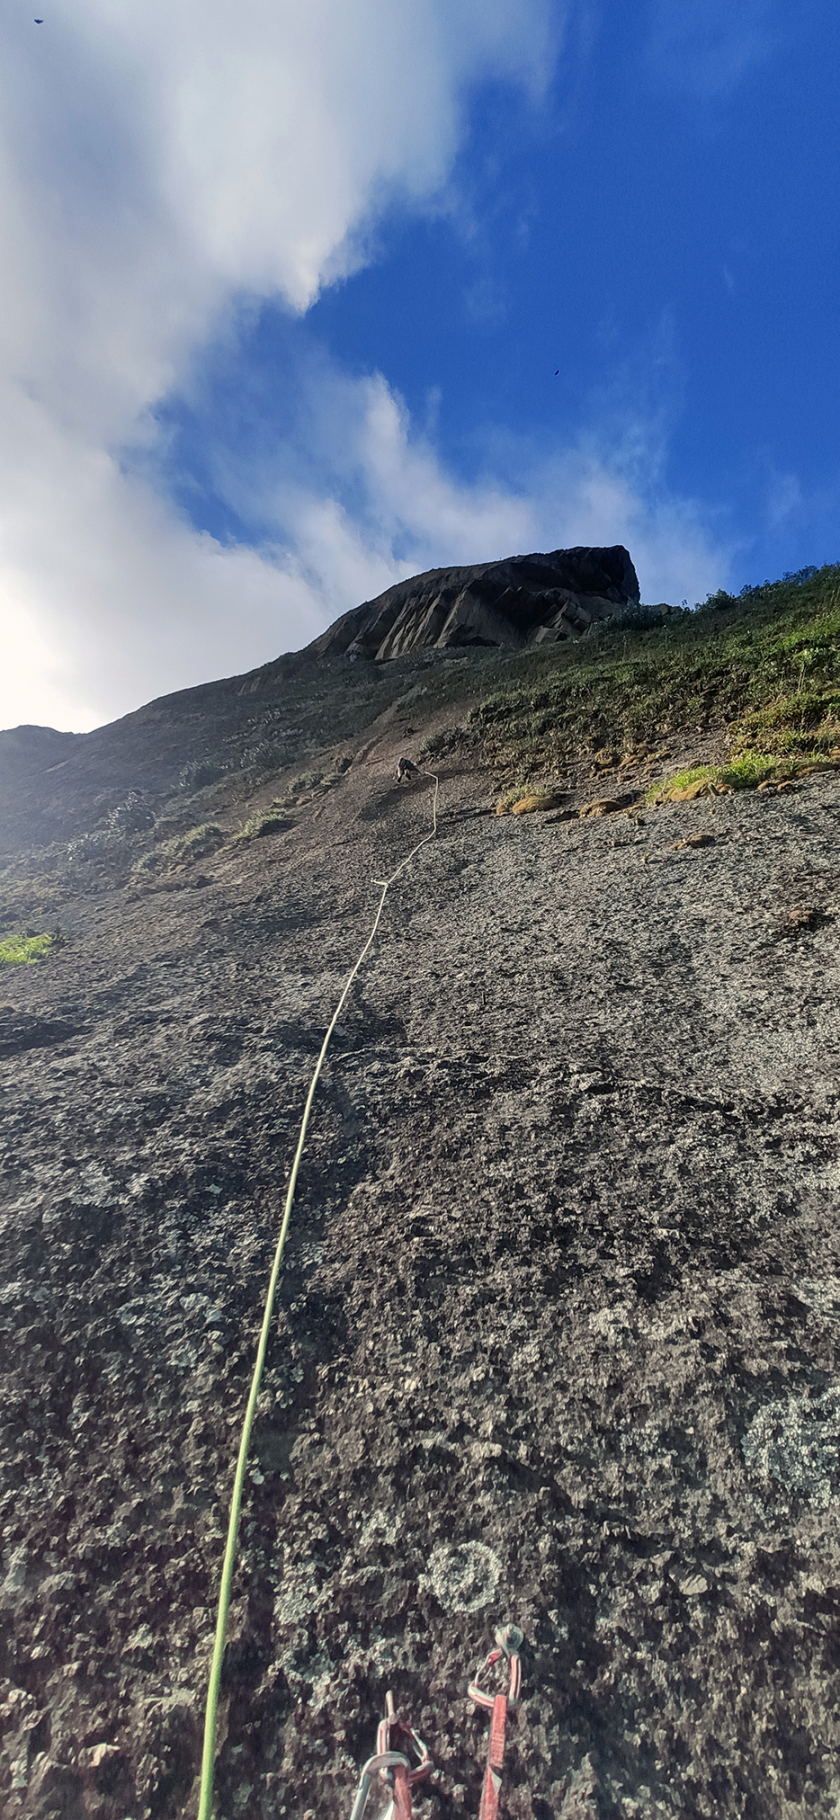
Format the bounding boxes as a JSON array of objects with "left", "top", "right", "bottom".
[{"left": 466, "top": 563, "right": 840, "bottom": 792}]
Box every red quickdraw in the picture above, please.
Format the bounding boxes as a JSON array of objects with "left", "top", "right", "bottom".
[
  {"left": 467, "top": 1624, "right": 524, "bottom": 1820},
  {"left": 348, "top": 1691, "right": 433, "bottom": 1820}
]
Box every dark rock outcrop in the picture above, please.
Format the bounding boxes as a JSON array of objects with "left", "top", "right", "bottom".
[{"left": 307, "top": 545, "right": 640, "bottom": 660}]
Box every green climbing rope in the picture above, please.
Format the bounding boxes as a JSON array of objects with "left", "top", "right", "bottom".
[{"left": 197, "top": 771, "right": 439, "bottom": 1820}]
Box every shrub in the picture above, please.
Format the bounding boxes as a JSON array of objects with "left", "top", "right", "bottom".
[
  {"left": 237, "top": 808, "right": 290, "bottom": 841},
  {"left": 178, "top": 757, "right": 228, "bottom": 792},
  {"left": 131, "top": 822, "right": 227, "bottom": 876},
  {"left": 497, "top": 789, "right": 566, "bottom": 816},
  {"left": 419, "top": 728, "right": 465, "bottom": 759},
  {"left": 171, "top": 822, "right": 227, "bottom": 861}
]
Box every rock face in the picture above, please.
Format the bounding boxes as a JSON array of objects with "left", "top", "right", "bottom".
[
  {"left": 307, "top": 546, "right": 640, "bottom": 660},
  {"left": 0, "top": 546, "right": 638, "bottom": 854},
  {"left": 2, "top": 717, "right": 840, "bottom": 1820}
]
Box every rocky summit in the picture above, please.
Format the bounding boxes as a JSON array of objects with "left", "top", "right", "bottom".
[
  {"left": 1, "top": 559, "right": 840, "bottom": 1820},
  {"left": 307, "top": 545, "right": 640, "bottom": 660}
]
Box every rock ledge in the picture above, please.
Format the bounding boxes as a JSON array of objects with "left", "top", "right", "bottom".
[{"left": 307, "top": 545, "right": 640, "bottom": 660}]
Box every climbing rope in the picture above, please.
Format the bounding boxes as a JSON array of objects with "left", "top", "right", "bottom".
[{"left": 197, "top": 768, "right": 439, "bottom": 1820}]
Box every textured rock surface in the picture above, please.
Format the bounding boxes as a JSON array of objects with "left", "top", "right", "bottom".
[
  {"left": 0, "top": 648, "right": 435, "bottom": 854},
  {"left": 307, "top": 547, "right": 640, "bottom": 661},
  {"left": 1, "top": 723, "right": 839, "bottom": 1820}
]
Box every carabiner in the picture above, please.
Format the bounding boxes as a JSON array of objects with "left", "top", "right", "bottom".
[
  {"left": 348, "top": 1690, "right": 433, "bottom": 1820},
  {"left": 468, "top": 1625, "right": 524, "bottom": 1820}
]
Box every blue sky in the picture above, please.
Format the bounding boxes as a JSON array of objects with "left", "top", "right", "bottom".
[{"left": 1, "top": 0, "right": 838, "bottom": 730}]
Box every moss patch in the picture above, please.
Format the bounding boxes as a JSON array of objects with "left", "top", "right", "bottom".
[
  {"left": 0, "top": 932, "right": 55, "bottom": 966},
  {"left": 648, "top": 749, "right": 837, "bottom": 804}
]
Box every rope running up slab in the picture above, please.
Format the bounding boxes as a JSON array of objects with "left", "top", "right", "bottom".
[{"left": 197, "top": 769, "right": 440, "bottom": 1820}]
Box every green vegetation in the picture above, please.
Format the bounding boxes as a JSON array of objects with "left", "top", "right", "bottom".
[
  {"left": 645, "top": 756, "right": 773, "bottom": 801},
  {"left": 0, "top": 931, "right": 55, "bottom": 966},
  {"left": 237, "top": 764, "right": 350, "bottom": 839},
  {"left": 132, "top": 822, "right": 227, "bottom": 876},
  {"left": 495, "top": 781, "right": 539, "bottom": 812},
  {"left": 495, "top": 784, "right": 566, "bottom": 814},
  {"left": 468, "top": 564, "right": 840, "bottom": 788},
  {"left": 649, "top": 748, "right": 835, "bottom": 804},
  {"left": 167, "top": 821, "right": 226, "bottom": 861},
  {"left": 237, "top": 807, "right": 291, "bottom": 841},
  {"left": 283, "top": 765, "right": 348, "bottom": 799},
  {"left": 419, "top": 728, "right": 460, "bottom": 760},
  {"left": 0, "top": 860, "right": 65, "bottom": 926}
]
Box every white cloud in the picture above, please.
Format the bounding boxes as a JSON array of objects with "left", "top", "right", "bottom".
[
  {"left": 0, "top": 0, "right": 734, "bottom": 736},
  {"left": 0, "top": 0, "right": 557, "bottom": 729},
  {"left": 0, "top": 382, "right": 328, "bottom": 730},
  {"left": 210, "top": 355, "right": 732, "bottom": 619}
]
